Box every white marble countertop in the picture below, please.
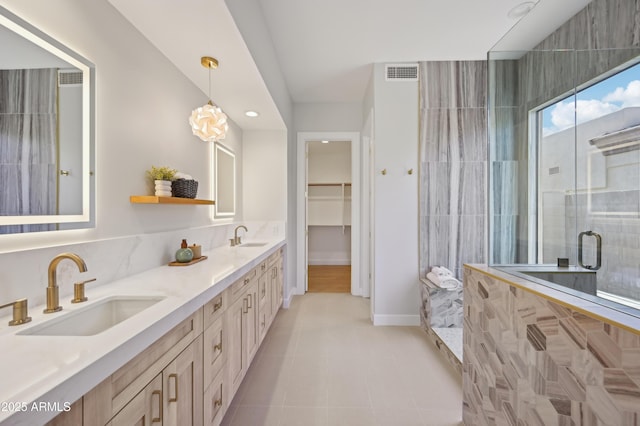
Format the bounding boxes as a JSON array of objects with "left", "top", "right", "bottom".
[{"left": 0, "top": 238, "right": 285, "bottom": 425}]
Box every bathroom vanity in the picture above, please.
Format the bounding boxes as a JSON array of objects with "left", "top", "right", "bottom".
[{"left": 0, "top": 239, "right": 285, "bottom": 425}]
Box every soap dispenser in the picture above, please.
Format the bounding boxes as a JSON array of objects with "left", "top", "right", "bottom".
[{"left": 175, "top": 239, "right": 194, "bottom": 263}]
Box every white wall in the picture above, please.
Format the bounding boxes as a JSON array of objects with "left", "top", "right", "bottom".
[
  {"left": 295, "top": 102, "right": 363, "bottom": 132},
  {"left": 0, "top": 0, "right": 254, "bottom": 308},
  {"left": 242, "top": 130, "right": 287, "bottom": 221},
  {"left": 371, "top": 63, "right": 420, "bottom": 325},
  {"left": 0, "top": 0, "right": 242, "bottom": 252},
  {"left": 224, "top": 0, "right": 296, "bottom": 304}
]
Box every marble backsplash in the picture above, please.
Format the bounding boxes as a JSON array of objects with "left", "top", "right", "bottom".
[{"left": 0, "top": 221, "right": 284, "bottom": 311}]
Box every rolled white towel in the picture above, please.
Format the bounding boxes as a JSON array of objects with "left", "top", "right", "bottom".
[
  {"left": 427, "top": 272, "right": 461, "bottom": 290},
  {"left": 432, "top": 266, "right": 454, "bottom": 277},
  {"left": 175, "top": 172, "right": 193, "bottom": 180}
]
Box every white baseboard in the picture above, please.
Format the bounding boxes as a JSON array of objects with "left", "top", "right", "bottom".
[
  {"left": 283, "top": 292, "right": 295, "bottom": 309},
  {"left": 372, "top": 314, "right": 420, "bottom": 326}
]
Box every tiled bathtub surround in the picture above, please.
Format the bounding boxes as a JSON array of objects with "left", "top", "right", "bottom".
[
  {"left": 463, "top": 265, "right": 640, "bottom": 426},
  {"left": 418, "top": 61, "right": 487, "bottom": 280}
]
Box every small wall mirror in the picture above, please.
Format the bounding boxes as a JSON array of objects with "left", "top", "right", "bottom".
[
  {"left": 214, "top": 142, "right": 236, "bottom": 218},
  {"left": 0, "top": 6, "right": 95, "bottom": 234}
]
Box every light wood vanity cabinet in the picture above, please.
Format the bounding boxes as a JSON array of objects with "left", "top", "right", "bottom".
[
  {"left": 83, "top": 309, "right": 203, "bottom": 426},
  {"left": 107, "top": 373, "right": 162, "bottom": 425},
  {"left": 47, "top": 247, "right": 283, "bottom": 426},
  {"left": 106, "top": 335, "right": 203, "bottom": 426}
]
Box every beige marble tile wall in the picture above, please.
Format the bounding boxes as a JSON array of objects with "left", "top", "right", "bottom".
[
  {"left": 463, "top": 266, "right": 640, "bottom": 425},
  {"left": 418, "top": 61, "right": 487, "bottom": 279}
]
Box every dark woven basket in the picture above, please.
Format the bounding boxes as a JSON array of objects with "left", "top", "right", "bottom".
[{"left": 172, "top": 179, "right": 198, "bottom": 198}]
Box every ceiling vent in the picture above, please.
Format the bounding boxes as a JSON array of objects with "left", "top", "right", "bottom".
[
  {"left": 385, "top": 64, "right": 419, "bottom": 81},
  {"left": 58, "top": 70, "right": 83, "bottom": 87}
]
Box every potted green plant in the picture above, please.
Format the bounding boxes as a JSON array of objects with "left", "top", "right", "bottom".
[{"left": 146, "top": 166, "right": 177, "bottom": 196}]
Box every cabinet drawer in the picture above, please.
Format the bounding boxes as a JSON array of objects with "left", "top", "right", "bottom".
[
  {"left": 204, "top": 369, "right": 225, "bottom": 426},
  {"left": 204, "top": 291, "right": 227, "bottom": 329},
  {"left": 230, "top": 269, "right": 256, "bottom": 302},
  {"left": 267, "top": 249, "right": 281, "bottom": 267},
  {"left": 204, "top": 316, "right": 226, "bottom": 387}
]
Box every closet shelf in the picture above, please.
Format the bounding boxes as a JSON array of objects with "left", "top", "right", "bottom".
[
  {"left": 308, "top": 182, "right": 352, "bottom": 187},
  {"left": 130, "top": 196, "right": 215, "bottom": 205}
]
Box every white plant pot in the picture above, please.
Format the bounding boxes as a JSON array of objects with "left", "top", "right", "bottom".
[{"left": 154, "top": 180, "right": 172, "bottom": 196}]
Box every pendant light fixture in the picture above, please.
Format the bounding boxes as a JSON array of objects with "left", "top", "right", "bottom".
[{"left": 189, "top": 56, "right": 228, "bottom": 142}]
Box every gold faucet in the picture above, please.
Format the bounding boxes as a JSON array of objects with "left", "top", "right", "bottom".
[
  {"left": 44, "top": 253, "right": 88, "bottom": 313},
  {"left": 230, "top": 225, "right": 248, "bottom": 246}
]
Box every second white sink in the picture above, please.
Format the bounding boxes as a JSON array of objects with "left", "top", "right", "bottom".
[
  {"left": 238, "top": 242, "right": 268, "bottom": 247},
  {"left": 18, "top": 296, "right": 165, "bottom": 337}
]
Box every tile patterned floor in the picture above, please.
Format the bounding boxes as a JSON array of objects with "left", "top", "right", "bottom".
[{"left": 222, "top": 293, "right": 463, "bottom": 426}]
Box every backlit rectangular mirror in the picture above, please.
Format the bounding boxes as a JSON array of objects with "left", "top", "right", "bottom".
[
  {"left": 0, "top": 5, "right": 95, "bottom": 234},
  {"left": 213, "top": 142, "right": 235, "bottom": 218}
]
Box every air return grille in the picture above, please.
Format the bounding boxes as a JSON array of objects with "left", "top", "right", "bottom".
[
  {"left": 385, "top": 64, "right": 419, "bottom": 81},
  {"left": 58, "top": 70, "right": 83, "bottom": 87}
]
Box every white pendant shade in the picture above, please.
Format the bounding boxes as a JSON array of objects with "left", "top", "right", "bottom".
[{"left": 189, "top": 102, "right": 228, "bottom": 142}]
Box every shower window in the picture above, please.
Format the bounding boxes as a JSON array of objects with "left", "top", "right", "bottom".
[
  {"left": 533, "top": 60, "right": 640, "bottom": 308},
  {"left": 489, "top": 48, "right": 640, "bottom": 316}
]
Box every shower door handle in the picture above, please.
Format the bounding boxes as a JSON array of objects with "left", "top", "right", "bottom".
[{"left": 578, "top": 231, "right": 601, "bottom": 270}]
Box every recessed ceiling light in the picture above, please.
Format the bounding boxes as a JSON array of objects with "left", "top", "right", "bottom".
[
  {"left": 507, "top": 1, "right": 536, "bottom": 19},
  {"left": 321, "top": 140, "right": 329, "bottom": 144},
  {"left": 245, "top": 111, "right": 259, "bottom": 117}
]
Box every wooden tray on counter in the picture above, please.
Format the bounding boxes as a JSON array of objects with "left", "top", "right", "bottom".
[{"left": 168, "top": 255, "right": 208, "bottom": 267}]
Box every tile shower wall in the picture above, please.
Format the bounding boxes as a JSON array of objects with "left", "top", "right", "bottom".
[
  {"left": 419, "top": 61, "right": 487, "bottom": 279},
  {"left": 463, "top": 266, "right": 640, "bottom": 426}
]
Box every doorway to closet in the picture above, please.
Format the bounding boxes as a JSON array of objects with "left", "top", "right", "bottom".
[
  {"left": 296, "top": 131, "right": 362, "bottom": 298},
  {"left": 306, "top": 140, "right": 352, "bottom": 292}
]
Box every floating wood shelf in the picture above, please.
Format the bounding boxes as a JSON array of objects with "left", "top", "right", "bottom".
[{"left": 130, "top": 196, "right": 215, "bottom": 205}]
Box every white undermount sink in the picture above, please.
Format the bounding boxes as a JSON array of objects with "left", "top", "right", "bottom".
[
  {"left": 238, "top": 242, "right": 268, "bottom": 247},
  {"left": 18, "top": 296, "right": 165, "bottom": 337}
]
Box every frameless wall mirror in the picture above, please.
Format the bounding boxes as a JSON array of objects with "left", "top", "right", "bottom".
[
  {"left": 0, "top": 6, "right": 95, "bottom": 235},
  {"left": 213, "top": 142, "right": 236, "bottom": 218}
]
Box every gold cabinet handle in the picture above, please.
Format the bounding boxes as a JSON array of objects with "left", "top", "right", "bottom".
[
  {"left": 244, "top": 278, "right": 250, "bottom": 285},
  {"left": 246, "top": 294, "right": 252, "bottom": 309},
  {"left": 151, "top": 390, "right": 162, "bottom": 423},
  {"left": 71, "top": 278, "right": 97, "bottom": 303},
  {"left": 60, "top": 170, "right": 70, "bottom": 176},
  {"left": 0, "top": 298, "right": 32, "bottom": 326},
  {"left": 243, "top": 297, "right": 248, "bottom": 314},
  {"left": 381, "top": 169, "right": 387, "bottom": 175},
  {"left": 408, "top": 168, "right": 414, "bottom": 175},
  {"left": 214, "top": 398, "right": 222, "bottom": 408},
  {"left": 213, "top": 299, "right": 223, "bottom": 312},
  {"left": 213, "top": 342, "right": 222, "bottom": 352},
  {"left": 168, "top": 373, "right": 178, "bottom": 403}
]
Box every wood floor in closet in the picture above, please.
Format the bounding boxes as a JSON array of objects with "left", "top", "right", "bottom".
[{"left": 307, "top": 265, "right": 351, "bottom": 293}]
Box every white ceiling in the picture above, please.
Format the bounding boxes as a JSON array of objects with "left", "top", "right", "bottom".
[{"left": 108, "top": 0, "right": 592, "bottom": 131}]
